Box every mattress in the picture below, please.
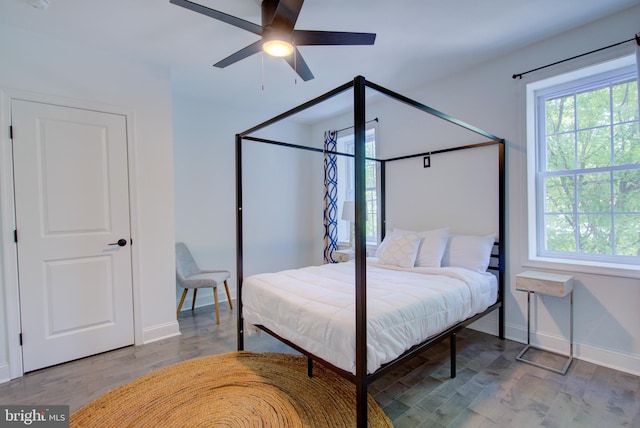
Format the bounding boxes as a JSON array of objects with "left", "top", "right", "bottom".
[{"left": 242, "top": 258, "right": 498, "bottom": 375}]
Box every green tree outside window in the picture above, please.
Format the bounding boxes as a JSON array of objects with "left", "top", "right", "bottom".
[{"left": 539, "top": 74, "right": 639, "bottom": 261}]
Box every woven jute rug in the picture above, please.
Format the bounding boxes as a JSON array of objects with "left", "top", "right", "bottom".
[{"left": 71, "top": 351, "right": 392, "bottom": 427}]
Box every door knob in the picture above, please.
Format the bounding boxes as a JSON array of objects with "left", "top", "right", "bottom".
[{"left": 108, "top": 239, "right": 128, "bottom": 247}]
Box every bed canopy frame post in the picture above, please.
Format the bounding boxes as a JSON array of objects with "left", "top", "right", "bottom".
[
  {"left": 498, "top": 141, "right": 506, "bottom": 339},
  {"left": 353, "top": 75, "right": 369, "bottom": 428},
  {"left": 235, "top": 133, "right": 245, "bottom": 350},
  {"left": 379, "top": 161, "right": 387, "bottom": 241}
]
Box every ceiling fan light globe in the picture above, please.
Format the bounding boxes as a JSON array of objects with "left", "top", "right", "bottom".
[{"left": 263, "top": 40, "right": 294, "bottom": 57}]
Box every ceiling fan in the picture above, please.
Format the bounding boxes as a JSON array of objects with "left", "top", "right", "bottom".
[{"left": 170, "top": 0, "right": 376, "bottom": 81}]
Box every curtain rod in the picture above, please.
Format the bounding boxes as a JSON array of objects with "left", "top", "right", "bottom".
[
  {"left": 336, "top": 117, "right": 378, "bottom": 133},
  {"left": 512, "top": 34, "right": 640, "bottom": 80}
]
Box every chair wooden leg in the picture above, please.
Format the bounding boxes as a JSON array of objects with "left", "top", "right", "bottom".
[
  {"left": 224, "top": 280, "right": 233, "bottom": 309},
  {"left": 177, "top": 288, "right": 188, "bottom": 318},
  {"left": 191, "top": 288, "right": 198, "bottom": 311},
  {"left": 213, "top": 287, "right": 220, "bottom": 325}
]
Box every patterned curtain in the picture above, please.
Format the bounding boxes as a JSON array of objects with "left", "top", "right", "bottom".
[{"left": 323, "top": 130, "right": 338, "bottom": 263}]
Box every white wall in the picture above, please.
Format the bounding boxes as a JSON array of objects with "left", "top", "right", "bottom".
[
  {"left": 172, "top": 93, "right": 320, "bottom": 311},
  {"left": 400, "top": 7, "right": 640, "bottom": 374},
  {"left": 310, "top": 89, "right": 501, "bottom": 238},
  {"left": 0, "top": 27, "right": 179, "bottom": 381},
  {"left": 171, "top": 95, "right": 240, "bottom": 310}
]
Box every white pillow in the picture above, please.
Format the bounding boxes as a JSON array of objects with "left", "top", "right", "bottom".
[
  {"left": 374, "top": 234, "right": 392, "bottom": 258},
  {"left": 393, "top": 227, "right": 449, "bottom": 267},
  {"left": 376, "top": 233, "right": 422, "bottom": 268},
  {"left": 441, "top": 234, "right": 496, "bottom": 272}
]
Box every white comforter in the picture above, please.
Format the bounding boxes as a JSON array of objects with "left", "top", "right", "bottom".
[{"left": 242, "top": 259, "right": 497, "bottom": 375}]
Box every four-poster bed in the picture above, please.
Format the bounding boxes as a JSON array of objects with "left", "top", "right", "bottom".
[{"left": 235, "top": 76, "right": 505, "bottom": 427}]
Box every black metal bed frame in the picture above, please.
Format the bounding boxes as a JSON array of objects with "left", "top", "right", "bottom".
[{"left": 235, "top": 76, "right": 505, "bottom": 427}]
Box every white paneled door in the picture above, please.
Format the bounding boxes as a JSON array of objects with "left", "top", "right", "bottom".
[{"left": 11, "top": 100, "right": 134, "bottom": 372}]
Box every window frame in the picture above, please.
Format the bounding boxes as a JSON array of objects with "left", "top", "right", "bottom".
[
  {"left": 525, "top": 54, "right": 640, "bottom": 277},
  {"left": 336, "top": 125, "right": 379, "bottom": 246}
]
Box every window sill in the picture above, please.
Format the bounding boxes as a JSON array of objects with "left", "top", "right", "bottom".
[
  {"left": 524, "top": 256, "right": 640, "bottom": 279},
  {"left": 337, "top": 241, "right": 379, "bottom": 257}
]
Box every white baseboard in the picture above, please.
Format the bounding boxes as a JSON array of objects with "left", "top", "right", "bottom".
[
  {"left": 0, "top": 324, "right": 181, "bottom": 385},
  {"left": 574, "top": 342, "right": 640, "bottom": 377},
  {"left": 0, "top": 362, "right": 10, "bottom": 385},
  {"left": 176, "top": 294, "right": 233, "bottom": 313},
  {"left": 141, "top": 320, "right": 181, "bottom": 344},
  {"left": 467, "top": 316, "right": 500, "bottom": 336},
  {"left": 430, "top": 314, "right": 639, "bottom": 376},
  {"left": 502, "top": 323, "right": 640, "bottom": 376}
]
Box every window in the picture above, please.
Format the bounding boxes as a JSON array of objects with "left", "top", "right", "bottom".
[
  {"left": 526, "top": 55, "right": 639, "bottom": 267},
  {"left": 337, "top": 127, "right": 379, "bottom": 245}
]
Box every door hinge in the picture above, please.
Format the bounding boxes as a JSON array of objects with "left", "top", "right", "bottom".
[
  {"left": 19, "top": 333, "right": 22, "bottom": 346},
  {"left": 14, "top": 230, "right": 17, "bottom": 243},
  {"left": 9, "top": 125, "right": 13, "bottom": 139}
]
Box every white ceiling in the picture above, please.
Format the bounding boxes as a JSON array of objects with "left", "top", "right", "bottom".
[{"left": 1, "top": 0, "right": 637, "bottom": 120}]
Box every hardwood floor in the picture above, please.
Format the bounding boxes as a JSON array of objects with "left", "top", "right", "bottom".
[{"left": 1, "top": 303, "right": 638, "bottom": 427}]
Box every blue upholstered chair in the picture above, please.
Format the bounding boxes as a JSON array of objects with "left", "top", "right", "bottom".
[{"left": 175, "top": 242, "right": 232, "bottom": 324}]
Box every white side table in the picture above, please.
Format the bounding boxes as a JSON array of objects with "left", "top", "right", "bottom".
[
  {"left": 333, "top": 249, "right": 354, "bottom": 263},
  {"left": 515, "top": 270, "right": 574, "bottom": 375}
]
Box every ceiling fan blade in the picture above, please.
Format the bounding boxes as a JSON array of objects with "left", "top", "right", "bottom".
[
  {"left": 283, "top": 48, "right": 314, "bottom": 81},
  {"left": 293, "top": 30, "right": 376, "bottom": 46},
  {"left": 170, "top": 0, "right": 263, "bottom": 36},
  {"left": 213, "top": 40, "right": 263, "bottom": 68},
  {"left": 271, "top": 0, "right": 304, "bottom": 31}
]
